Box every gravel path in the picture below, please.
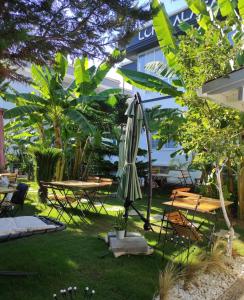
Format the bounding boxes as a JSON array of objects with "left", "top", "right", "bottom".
[
  {"left": 168, "top": 257, "right": 244, "bottom": 300},
  {"left": 216, "top": 277, "right": 244, "bottom": 300}
]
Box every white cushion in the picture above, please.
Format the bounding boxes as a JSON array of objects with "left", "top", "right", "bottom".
[{"left": 0, "top": 216, "right": 56, "bottom": 237}]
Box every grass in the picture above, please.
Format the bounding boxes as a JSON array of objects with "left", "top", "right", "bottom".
[
  {"left": 0, "top": 181, "right": 243, "bottom": 300},
  {"left": 157, "top": 263, "right": 180, "bottom": 300}
]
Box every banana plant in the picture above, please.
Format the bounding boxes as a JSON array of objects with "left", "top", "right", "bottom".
[{"left": 4, "top": 50, "right": 124, "bottom": 179}]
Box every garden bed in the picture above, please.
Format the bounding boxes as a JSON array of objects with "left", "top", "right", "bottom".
[{"left": 163, "top": 256, "right": 244, "bottom": 300}]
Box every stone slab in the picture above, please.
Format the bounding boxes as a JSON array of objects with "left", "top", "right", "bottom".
[
  {"left": 108, "top": 234, "right": 153, "bottom": 258},
  {"left": 105, "top": 231, "right": 141, "bottom": 244}
]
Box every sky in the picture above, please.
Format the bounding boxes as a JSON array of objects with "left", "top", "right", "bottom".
[{"left": 138, "top": 0, "right": 187, "bottom": 14}]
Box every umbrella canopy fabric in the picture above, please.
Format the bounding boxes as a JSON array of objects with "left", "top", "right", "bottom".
[
  {"left": 0, "top": 109, "right": 5, "bottom": 169},
  {"left": 117, "top": 97, "right": 143, "bottom": 205},
  {"left": 116, "top": 132, "right": 125, "bottom": 178}
]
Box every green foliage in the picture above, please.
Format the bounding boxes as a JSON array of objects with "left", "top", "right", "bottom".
[
  {"left": 185, "top": 0, "right": 211, "bottom": 30},
  {"left": 239, "top": 0, "right": 244, "bottom": 19},
  {"left": 113, "top": 210, "right": 127, "bottom": 231},
  {"left": 4, "top": 51, "right": 126, "bottom": 179},
  {"left": 117, "top": 68, "right": 182, "bottom": 96},
  {"left": 176, "top": 25, "right": 236, "bottom": 90},
  {"left": 0, "top": 0, "right": 150, "bottom": 82},
  {"left": 217, "top": 0, "right": 236, "bottom": 18},
  {"left": 31, "top": 147, "right": 62, "bottom": 183},
  {"left": 151, "top": 0, "right": 178, "bottom": 70}
]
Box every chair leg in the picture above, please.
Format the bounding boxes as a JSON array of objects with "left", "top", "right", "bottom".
[{"left": 158, "top": 220, "right": 163, "bottom": 245}]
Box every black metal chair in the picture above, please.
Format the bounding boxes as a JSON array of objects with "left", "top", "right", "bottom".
[
  {"left": 0, "top": 183, "right": 29, "bottom": 216},
  {"left": 42, "top": 182, "right": 87, "bottom": 225}
]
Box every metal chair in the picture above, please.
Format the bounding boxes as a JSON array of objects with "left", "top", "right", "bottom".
[
  {"left": 0, "top": 183, "right": 29, "bottom": 216},
  {"left": 79, "top": 177, "right": 111, "bottom": 214},
  {"left": 176, "top": 169, "right": 194, "bottom": 186},
  {"left": 41, "top": 182, "right": 87, "bottom": 225},
  {"left": 158, "top": 190, "right": 203, "bottom": 262},
  {"left": 92, "top": 178, "right": 113, "bottom": 214}
]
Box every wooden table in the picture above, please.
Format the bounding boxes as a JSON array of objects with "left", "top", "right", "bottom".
[
  {"left": 0, "top": 173, "right": 18, "bottom": 184},
  {"left": 0, "top": 187, "right": 16, "bottom": 195},
  {"left": 49, "top": 180, "right": 112, "bottom": 214},
  {"left": 163, "top": 191, "right": 233, "bottom": 213},
  {"left": 50, "top": 180, "right": 112, "bottom": 189},
  {"left": 0, "top": 173, "right": 16, "bottom": 177}
]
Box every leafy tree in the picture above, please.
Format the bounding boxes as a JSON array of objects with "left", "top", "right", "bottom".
[
  {"left": 0, "top": 0, "right": 150, "bottom": 82},
  {"left": 4, "top": 51, "right": 124, "bottom": 179}
]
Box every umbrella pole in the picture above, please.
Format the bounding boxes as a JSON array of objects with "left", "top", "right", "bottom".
[{"left": 136, "top": 93, "right": 152, "bottom": 231}]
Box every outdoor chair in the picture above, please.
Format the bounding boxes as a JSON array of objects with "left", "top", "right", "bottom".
[
  {"left": 41, "top": 182, "right": 87, "bottom": 225},
  {"left": 0, "top": 172, "right": 17, "bottom": 184},
  {"left": 158, "top": 190, "right": 204, "bottom": 262},
  {"left": 171, "top": 187, "right": 191, "bottom": 194},
  {"left": 0, "top": 183, "right": 29, "bottom": 217},
  {"left": 87, "top": 176, "right": 100, "bottom": 183},
  {"left": 76, "top": 177, "right": 110, "bottom": 214},
  {"left": 176, "top": 169, "right": 194, "bottom": 186},
  {"left": 7, "top": 173, "right": 18, "bottom": 185},
  {"left": 92, "top": 178, "right": 113, "bottom": 214}
]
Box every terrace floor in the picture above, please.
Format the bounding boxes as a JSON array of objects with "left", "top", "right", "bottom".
[{"left": 0, "top": 181, "right": 243, "bottom": 300}]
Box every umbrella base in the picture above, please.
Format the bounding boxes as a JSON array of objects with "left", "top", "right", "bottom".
[{"left": 106, "top": 231, "right": 153, "bottom": 258}]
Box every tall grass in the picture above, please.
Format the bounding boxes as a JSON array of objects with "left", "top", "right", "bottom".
[{"left": 157, "top": 263, "right": 180, "bottom": 300}]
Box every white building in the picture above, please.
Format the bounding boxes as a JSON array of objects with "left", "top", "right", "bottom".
[
  {"left": 0, "top": 65, "right": 130, "bottom": 111},
  {"left": 121, "top": 0, "right": 214, "bottom": 174}
]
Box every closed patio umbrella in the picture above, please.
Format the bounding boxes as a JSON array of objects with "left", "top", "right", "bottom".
[
  {"left": 116, "top": 131, "right": 125, "bottom": 178},
  {"left": 0, "top": 109, "right": 5, "bottom": 170},
  {"left": 117, "top": 95, "right": 143, "bottom": 216}
]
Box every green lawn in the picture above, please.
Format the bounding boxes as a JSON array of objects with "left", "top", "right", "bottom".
[{"left": 0, "top": 182, "right": 243, "bottom": 300}]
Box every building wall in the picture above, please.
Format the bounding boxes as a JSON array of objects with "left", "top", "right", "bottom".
[{"left": 130, "top": 46, "right": 188, "bottom": 168}]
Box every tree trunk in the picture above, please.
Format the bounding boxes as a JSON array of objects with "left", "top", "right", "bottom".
[
  {"left": 37, "top": 123, "right": 45, "bottom": 143},
  {"left": 227, "top": 160, "right": 234, "bottom": 194},
  {"left": 238, "top": 166, "right": 244, "bottom": 220},
  {"left": 72, "top": 139, "right": 82, "bottom": 179},
  {"left": 53, "top": 119, "right": 62, "bottom": 149},
  {"left": 53, "top": 119, "right": 64, "bottom": 180},
  {"left": 216, "top": 164, "right": 234, "bottom": 257}
]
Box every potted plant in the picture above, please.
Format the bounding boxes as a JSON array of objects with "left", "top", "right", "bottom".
[{"left": 113, "top": 210, "right": 127, "bottom": 239}]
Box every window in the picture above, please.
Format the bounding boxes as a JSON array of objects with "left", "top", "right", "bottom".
[{"left": 138, "top": 48, "right": 166, "bottom": 77}]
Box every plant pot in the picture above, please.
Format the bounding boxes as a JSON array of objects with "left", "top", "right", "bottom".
[{"left": 116, "top": 230, "right": 125, "bottom": 240}]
